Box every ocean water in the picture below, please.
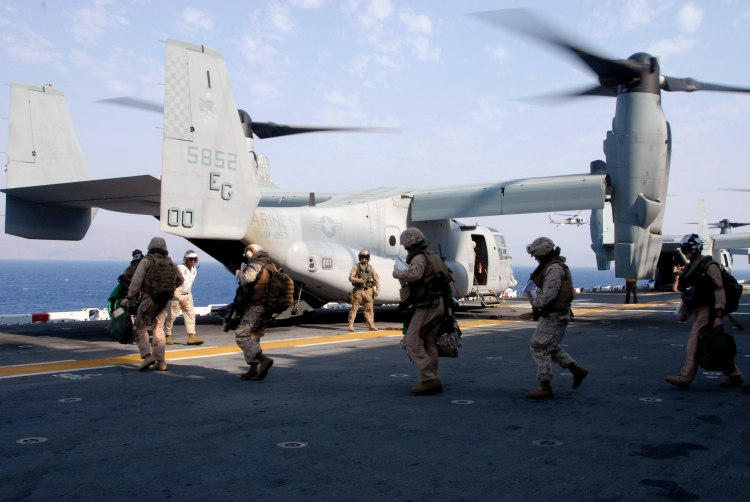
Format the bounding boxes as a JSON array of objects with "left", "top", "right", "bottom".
[
  {"left": 1, "top": 260, "right": 748, "bottom": 316},
  {"left": 0, "top": 260, "right": 237, "bottom": 316}
]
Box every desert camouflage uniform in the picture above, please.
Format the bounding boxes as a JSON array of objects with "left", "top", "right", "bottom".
[
  {"left": 235, "top": 257, "right": 271, "bottom": 364},
  {"left": 530, "top": 263, "right": 575, "bottom": 383}
]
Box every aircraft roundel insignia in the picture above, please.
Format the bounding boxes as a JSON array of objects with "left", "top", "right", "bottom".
[{"left": 315, "top": 216, "right": 342, "bottom": 238}]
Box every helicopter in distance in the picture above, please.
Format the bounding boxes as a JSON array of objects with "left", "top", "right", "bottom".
[{"left": 549, "top": 212, "right": 588, "bottom": 226}]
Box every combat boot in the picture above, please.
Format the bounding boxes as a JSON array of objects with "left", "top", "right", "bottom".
[
  {"left": 165, "top": 335, "right": 174, "bottom": 345},
  {"left": 155, "top": 361, "right": 168, "bottom": 371},
  {"left": 240, "top": 363, "right": 259, "bottom": 381},
  {"left": 368, "top": 325, "right": 379, "bottom": 331},
  {"left": 252, "top": 354, "right": 274, "bottom": 381},
  {"left": 568, "top": 363, "right": 589, "bottom": 389},
  {"left": 139, "top": 354, "right": 156, "bottom": 372},
  {"left": 411, "top": 379, "right": 443, "bottom": 395},
  {"left": 526, "top": 381, "right": 553, "bottom": 400},
  {"left": 348, "top": 324, "right": 355, "bottom": 332},
  {"left": 187, "top": 333, "right": 204, "bottom": 345},
  {"left": 665, "top": 375, "right": 690, "bottom": 389}
]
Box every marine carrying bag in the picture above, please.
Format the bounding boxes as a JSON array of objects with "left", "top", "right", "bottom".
[
  {"left": 697, "top": 325, "right": 736, "bottom": 372},
  {"left": 437, "top": 296, "right": 462, "bottom": 358},
  {"left": 108, "top": 306, "right": 134, "bottom": 344}
]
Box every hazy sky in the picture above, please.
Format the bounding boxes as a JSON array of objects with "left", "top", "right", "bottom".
[{"left": 2, "top": 0, "right": 749, "bottom": 270}]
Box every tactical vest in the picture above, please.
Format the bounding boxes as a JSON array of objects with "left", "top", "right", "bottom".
[
  {"left": 530, "top": 257, "right": 573, "bottom": 312},
  {"left": 405, "top": 250, "right": 451, "bottom": 304},
  {"left": 353, "top": 263, "right": 375, "bottom": 290},
  {"left": 679, "top": 256, "right": 718, "bottom": 308}
]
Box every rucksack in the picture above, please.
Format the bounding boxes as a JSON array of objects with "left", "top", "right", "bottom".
[
  {"left": 145, "top": 254, "right": 182, "bottom": 305},
  {"left": 424, "top": 250, "right": 454, "bottom": 294},
  {"left": 719, "top": 266, "right": 743, "bottom": 314},
  {"left": 263, "top": 265, "right": 295, "bottom": 314}
]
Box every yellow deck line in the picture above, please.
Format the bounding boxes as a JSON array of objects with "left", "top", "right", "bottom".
[{"left": 0, "top": 301, "right": 677, "bottom": 378}]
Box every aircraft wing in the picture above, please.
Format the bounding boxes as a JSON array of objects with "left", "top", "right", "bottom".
[
  {"left": 2, "top": 175, "right": 162, "bottom": 215},
  {"left": 410, "top": 174, "right": 606, "bottom": 221}
]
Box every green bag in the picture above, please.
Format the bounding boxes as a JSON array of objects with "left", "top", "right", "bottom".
[{"left": 697, "top": 325, "right": 736, "bottom": 371}]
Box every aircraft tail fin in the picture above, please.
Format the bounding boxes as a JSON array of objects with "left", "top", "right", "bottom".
[
  {"left": 5, "top": 84, "right": 95, "bottom": 239},
  {"left": 160, "top": 40, "right": 260, "bottom": 239}
]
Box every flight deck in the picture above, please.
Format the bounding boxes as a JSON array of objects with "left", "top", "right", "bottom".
[{"left": 1, "top": 292, "right": 748, "bottom": 501}]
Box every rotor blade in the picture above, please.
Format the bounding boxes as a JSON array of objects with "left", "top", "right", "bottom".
[
  {"left": 662, "top": 76, "right": 750, "bottom": 93},
  {"left": 252, "top": 122, "right": 399, "bottom": 139},
  {"left": 520, "top": 84, "right": 618, "bottom": 105},
  {"left": 99, "top": 98, "right": 398, "bottom": 139},
  {"left": 471, "top": 9, "right": 642, "bottom": 87},
  {"left": 98, "top": 97, "right": 164, "bottom": 113},
  {"left": 719, "top": 187, "right": 750, "bottom": 192}
]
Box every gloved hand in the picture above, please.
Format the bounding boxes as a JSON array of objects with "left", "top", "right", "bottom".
[{"left": 532, "top": 307, "right": 542, "bottom": 321}]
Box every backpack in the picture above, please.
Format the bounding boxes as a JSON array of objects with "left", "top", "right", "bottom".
[
  {"left": 719, "top": 266, "right": 743, "bottom": 314},
  {"left": 682, "top": 259, "right": 743, "bottom": 315},
  {"left": 262, "top": 264, "right": 295, "bottom": 314},
  {"left": 145, "top": 254, "right": 182, "bottom": 305}
]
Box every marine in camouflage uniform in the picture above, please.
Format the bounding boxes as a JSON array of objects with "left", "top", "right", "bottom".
[
  {"left": 348, "top": 249, "right": 380, "bottom": 331},
  {"left": 123, "top": 237, "right": 184, "bottom": 372},
  {"left": 392, "top": 227, "right": 450, "bottom": 396},
  {"left": 235, "top": 244, "right": 275, "bottom": 381},
  {"left": 525, "top": 237, "right": 588, "bottom": 400}
]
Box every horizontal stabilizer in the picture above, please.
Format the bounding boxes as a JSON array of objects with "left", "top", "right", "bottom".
[
  {"left": 2, "top": 175, "right": 161, "bottom": 215},
  {"left": 410, "top": 174, "right": 606, "bottom": 221},
  {"left": 5, "top": 195, "right": 93, "bottom": 240}
]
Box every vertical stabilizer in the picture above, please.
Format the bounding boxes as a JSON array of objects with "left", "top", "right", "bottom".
[
  {"left": 5, "top": 84, "right": 94, "bottom": 239},
  {"left": 160, "top": 40, "right": 260, "bottom": 239}
]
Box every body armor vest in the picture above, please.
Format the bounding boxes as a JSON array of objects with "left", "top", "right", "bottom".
[{"left": 530, "top": 256, "right": 573, "bottom": 312}]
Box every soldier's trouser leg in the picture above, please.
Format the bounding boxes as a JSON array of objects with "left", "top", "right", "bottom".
[
  {"left": 182, "top": 293, "right": 196, "bottom": 334},
  {"left": 404, "top": 299, "right": 444, "bottom": 383},
  {"left": 348, "top": 290, "right": 364, "bottom": 327},
  {"left": 163, "top": 299, "right": 180, "bottom": 338},
  {"left": 135, "top": 299, "right": 157, "bottom": 358},
  {"left": 235, "top": 306, "right": 267, "bottom": 364},
  {"left": 530, "top": 313, "right": 573, "bottom": 383},
  {"left": 134, "top": 325, "right": 151, "bottom": 359},
  {"left": 150, "top": 308, "right": 168, "bottom": 362},
  {"left": 362, "top": 289, "right": 376, "bottom": 327},
  {"left": 347, "top": 304, "right": 360, "bottom": 327}
]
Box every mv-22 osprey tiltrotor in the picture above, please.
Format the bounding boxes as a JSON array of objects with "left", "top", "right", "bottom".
[{"left": 4, "top": 10, "right": 750, "bottom": 315}]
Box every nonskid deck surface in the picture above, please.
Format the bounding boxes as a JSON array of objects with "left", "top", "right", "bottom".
[{"left": 1, "top": 292, "right": 748, "bottom": 501}]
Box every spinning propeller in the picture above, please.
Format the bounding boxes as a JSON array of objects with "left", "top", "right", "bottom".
[
  {"left": 710, "top": 219, "right": 750, "bottom": 230},
  {"left": 472, "top": 8, "right": 750, "bottom": 99},
  {"left": 686, "top": 219, "right": 750, "bottom": 230},
  {"left": 98, "top": 97, "right": 397, "bottom": 139}
]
